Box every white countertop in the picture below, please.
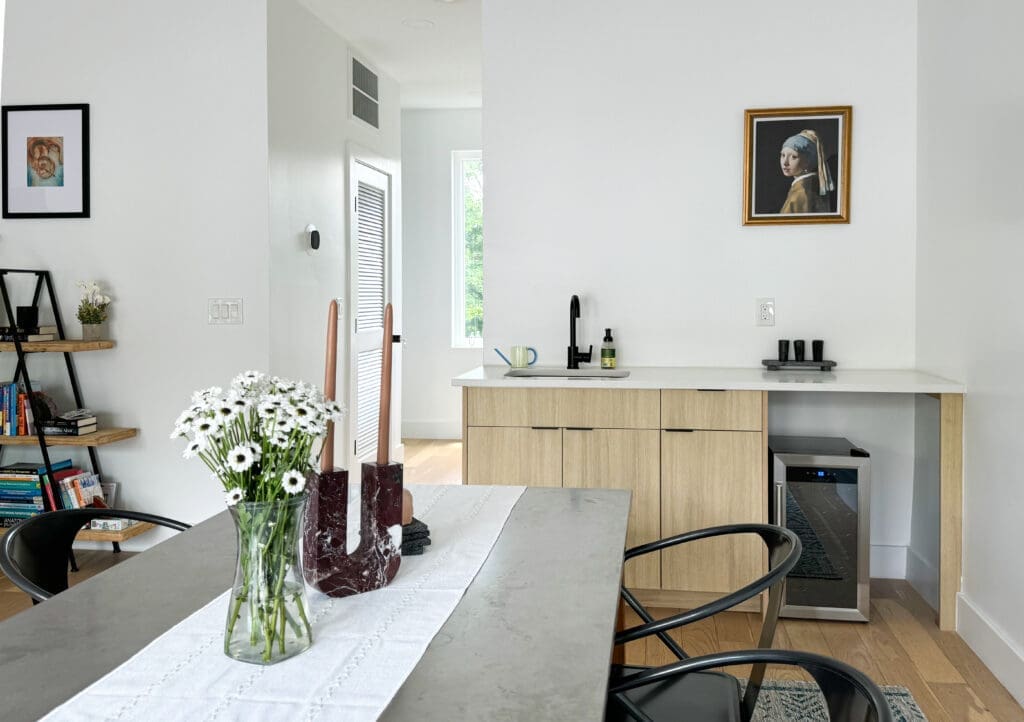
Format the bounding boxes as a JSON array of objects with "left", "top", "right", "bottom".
[{"left": 452, "top": 366, "right": 965, "bottom": 394}]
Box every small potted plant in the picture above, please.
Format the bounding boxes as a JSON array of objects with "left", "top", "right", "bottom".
[{"left": 76, "top": 281, "right": 111, "bottom": 341}]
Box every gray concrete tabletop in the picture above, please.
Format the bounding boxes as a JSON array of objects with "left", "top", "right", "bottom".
[{"left": 0, "top": 486, "right": 629, "bottom": 721}]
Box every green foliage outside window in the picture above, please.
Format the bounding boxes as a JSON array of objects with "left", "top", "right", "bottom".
[{"left": 462, "top": 159, "right": 483, "bottom": 338}]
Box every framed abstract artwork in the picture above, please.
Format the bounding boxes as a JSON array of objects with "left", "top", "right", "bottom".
[
  {"left": 2, "top": 103, "right": 90, "bottom": 219},
  {"left": 743, "top": 105, "right": 851, "bottom": 225}
]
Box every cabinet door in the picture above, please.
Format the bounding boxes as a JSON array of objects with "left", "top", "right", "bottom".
[
  {"left": 563, "top": 429, "right": 660, "bottom": 589},
  {"left": 661, "top": 430, "right": 763, "bottom": 594},
  {"left": 466, "top": 427, "right": 562, "bottom": 487}
]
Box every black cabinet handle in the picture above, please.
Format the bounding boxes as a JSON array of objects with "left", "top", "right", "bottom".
[
  {"left": 565, "top": 427, "right": 594, "bottom": 431},
  {"left": 664, "top": 428, "right": 695, "bottom": 433},
  {"left": 530, "top": 426, "right": 559, "bottom": 430},
  {"left": 697, "top": 389, "right": 725, "bottom": 392}
]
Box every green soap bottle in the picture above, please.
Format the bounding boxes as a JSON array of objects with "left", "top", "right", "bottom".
[{"left": 601, "top": 328, "right": 616, "bottom": 369}]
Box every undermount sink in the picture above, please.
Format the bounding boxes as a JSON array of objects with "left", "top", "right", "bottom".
[{"left": 504, "top": 367, "right": 630, "bottom": 379}]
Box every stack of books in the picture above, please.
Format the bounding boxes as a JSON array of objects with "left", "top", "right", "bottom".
[
  {"left": 0, "top": 465, "right": 47, "bottom": 528},
  {"left": 40, "top": 408, "right": 97, "bottom": 436},
  {"left": 0, "top": 324, "right": 59, "bottom": 342},
  {"left": 0, "top": 458, "right": 74, "bottom": 521},
  {"left": 0, "top": 382, "right": 30, "bottom": 436}
]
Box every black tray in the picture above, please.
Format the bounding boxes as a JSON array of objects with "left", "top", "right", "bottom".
[{"left": 762, "top": 359, "right": 837, "bottom": 371}]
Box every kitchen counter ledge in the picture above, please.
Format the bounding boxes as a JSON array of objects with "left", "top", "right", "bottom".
[{"left": 452, "top": 365, "right": 964, "bottom": 394}]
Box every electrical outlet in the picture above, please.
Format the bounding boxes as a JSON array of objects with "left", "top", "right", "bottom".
[{"left": 756, "top": 298, "right": 775, "bottom": 326}]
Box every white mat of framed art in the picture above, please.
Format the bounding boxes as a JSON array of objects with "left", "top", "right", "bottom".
[{"left": 42, "top": 484, "right": 525, "bottom": 722}]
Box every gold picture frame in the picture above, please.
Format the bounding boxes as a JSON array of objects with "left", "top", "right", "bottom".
[{"left": 743, "top": 105, "right": 851, "bottom": 225}]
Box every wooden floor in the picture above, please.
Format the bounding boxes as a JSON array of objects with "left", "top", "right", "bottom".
[
  {"left": 403, "top": 439, "right": 1023, "bottom": 721},
  {"left": 1, "top": 439, "right": 1018, "bottom": 720},
  {"left": 0, "top": 548, "right": 135, "bottom": 621}
]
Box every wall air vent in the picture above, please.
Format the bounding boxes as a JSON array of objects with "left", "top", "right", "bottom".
[{"left": 352, "top": 57, "right": 380, "bottom": 129}]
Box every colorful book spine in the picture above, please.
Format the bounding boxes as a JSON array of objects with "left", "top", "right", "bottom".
[{"left": 17, "top": 393, "right": 27, "bottom": 435}]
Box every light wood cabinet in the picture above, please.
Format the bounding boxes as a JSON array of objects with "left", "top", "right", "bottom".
[
  {"left": 661, "top": 390, "right": 762, "bottom": 431},
  {"left": 466, "top": 426, "right": 562, "bottom": 486},
  {"left": 562, "top": 429, "right": 660, "bottom": 588},
  {"left": 558, "top": 389, "right": 659, "bottom": 429},
  {"left": 467, "top": 388, "right": 559, "bottom": 427},
  {"left": 660, "top": 430, "right": 763, "bottom": 594},
  {"left": 463, "top": 386, "right": 767, "bottom": 607}
]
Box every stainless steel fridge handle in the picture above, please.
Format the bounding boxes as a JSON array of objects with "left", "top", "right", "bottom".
[{"left": 775, "top": 483, "right": 785, "bottom": 526}]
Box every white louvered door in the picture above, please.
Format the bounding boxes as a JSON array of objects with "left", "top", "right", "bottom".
[{"left": 349, "top": 161, "right": 391, "bottom": 466}]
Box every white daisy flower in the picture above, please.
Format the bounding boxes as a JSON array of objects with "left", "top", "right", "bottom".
[
  {"left": 225, "top": 487, "right": 244, "bottom": 506},
  {"left": 226, "top": 444, "right": 256, "bottom": 472},
  {"left": 174, "top": 409, "right": 197, "bottom": 428},
  {"left": 257, "top": 401, "right": 280, "bottom": 419},
  {"left": 183, "top": 438, "right": 207, "bottom": 459},
  {"left": 232, "top": 370, "right": 264, "bottom": 390},
  {"left": 281, "top": 470, "right": 306, "bottom": 495},
  {"left": 246, "top": 442, "right": 262, "bottom": 461},
  {"left": 191, "top": 386, "right": 223, "bottom": 404},
  {"left": 192, "top": 415, "right": 224, "bottom": 436},
  {"left": 271, "top": 415, "right": 296, "bottom": 433},
  {"left": 212, "top": 400, "right": 239, "bottom": 421},
  {"left": 269, "top": 432, "right": 290, "bottom": 448},
  {"left": 169, "top": 424, "right": 189, "bottom": 439}
]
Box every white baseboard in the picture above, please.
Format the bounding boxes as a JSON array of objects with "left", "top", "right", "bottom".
[
  {"left": 958, "top": 593, "right": 1024, "bottom": 707},
  {"left": 905, "top": 547, "right": 939, "bottom": 610},
  {"left": 401, "top": 420, "right": 462, "bottom": 440},
  {"left": 869, "top": 545, "right": 907, "bottom": 579}
]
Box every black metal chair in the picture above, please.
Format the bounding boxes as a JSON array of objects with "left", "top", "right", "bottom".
[
  {"left": 616, "top": 524, "right": 802, "bottom": 662},
  {"left": 0, "top": 508, "right": 191, "bottom": 603},
  {"left": 609, "top": 523, "right": 893, "bottom": 721},
  {"left": 608, "top": 648, "right": 894, "bottom": 722}
]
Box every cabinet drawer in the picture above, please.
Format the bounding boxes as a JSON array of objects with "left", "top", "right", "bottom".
[
  {"left": 467, "top": 388, "right": 558, "bottom": 427},
  {"left": 661, "top": 390, "right": 762, "bottom": 431},
  {"left": 466, "top": 427, "right": 562, "bottom": 487},
  {"left": 557, "top": 388, "right": 660, "bottom": 429}
]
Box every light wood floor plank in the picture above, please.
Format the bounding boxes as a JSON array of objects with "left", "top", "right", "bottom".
[{"left": 875, "top": 598, "right": 966, "bottom": 684}]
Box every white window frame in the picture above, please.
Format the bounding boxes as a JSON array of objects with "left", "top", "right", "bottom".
[{"left": 451, "top": 150, "right": 483, "bottom": 349}]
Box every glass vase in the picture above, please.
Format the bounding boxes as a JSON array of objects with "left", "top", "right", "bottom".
[{"left": 225, "top": 495, "right": 313, "bottom": 664}]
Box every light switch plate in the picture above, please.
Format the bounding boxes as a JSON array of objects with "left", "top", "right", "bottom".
[{"left": 209, "top": 298, "right": 244, "bottom": 325}]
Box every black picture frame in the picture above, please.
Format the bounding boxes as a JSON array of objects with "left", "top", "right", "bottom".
[{"left": 2, "top": 103, "right": 91, "bottom": 219}]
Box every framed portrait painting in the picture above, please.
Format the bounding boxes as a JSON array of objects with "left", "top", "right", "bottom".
[
  {"left": 2, "top": 104, "right": 90, "bottom": 219},
  {"left": 743, "top": 106, "right": 851, "bottom": 225}
]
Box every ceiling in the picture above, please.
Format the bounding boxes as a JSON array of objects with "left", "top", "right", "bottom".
[{"left": 300, "top": 0, "right": 482, "bottom": 109}]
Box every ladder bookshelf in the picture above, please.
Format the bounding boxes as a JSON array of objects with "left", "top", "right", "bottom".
[{"left": 0, "top": 269, "right": 141, "bottom": 544}]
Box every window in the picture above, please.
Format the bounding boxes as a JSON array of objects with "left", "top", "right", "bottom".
[{"left": 452, "top": 150, "right": 483, "bottom": 348}]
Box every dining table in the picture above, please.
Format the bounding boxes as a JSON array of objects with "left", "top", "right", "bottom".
[{"left": 0, "top": 485, "right": 630, "bottom": 721}]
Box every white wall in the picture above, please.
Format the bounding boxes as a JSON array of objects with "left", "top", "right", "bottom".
[
  {"left": 401, "top": 109, "right": 482, "bottom": 440},
  {"left": 482, "top": 0, "right": 917, "bottom": 369},
  {"left": 917, "top": 0, "right": 1024, "bottom": 704},
  {"left": 267, "top": 0, "right": 403, "bottom": 467},
  {"left": 0, "top": 0, "right": 270, "bottom": 539},
  {"left": 481, "top": 0, "right": 919, "bottom": 570}
]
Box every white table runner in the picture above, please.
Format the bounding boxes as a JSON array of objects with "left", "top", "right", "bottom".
[{"left": 43, "top": 484, "right": 525, "bottom": 722}]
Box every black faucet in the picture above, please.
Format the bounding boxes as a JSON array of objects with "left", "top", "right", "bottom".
[{"left": 567, "top": 295, "right": 593, "bottom": 369}]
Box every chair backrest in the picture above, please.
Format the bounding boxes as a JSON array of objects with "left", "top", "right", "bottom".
[{"left": 0, "top": 509, "right": 190, "bottom": 602}]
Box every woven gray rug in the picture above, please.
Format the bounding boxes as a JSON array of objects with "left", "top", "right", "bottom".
[{"left": 748, "top": 680, "right": 927, "bottom": 721}]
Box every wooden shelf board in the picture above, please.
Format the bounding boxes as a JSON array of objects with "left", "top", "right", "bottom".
[
  {"left": 0, "top": 340, "right": 115, "bottom": 353},
  {"left": 0, "top": 521, "right": 156, "bottom": 543},
  {"left": 0, "top": 428, "right": 138, "bottom": 447},
  {"left": 75, "top": 521, "right": 155, "bottom": 543}
]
